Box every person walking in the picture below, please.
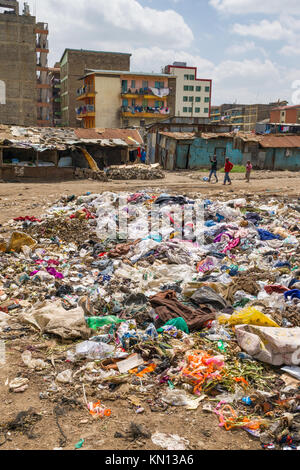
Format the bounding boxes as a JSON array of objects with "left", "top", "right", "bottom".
[
  {"left": 245, "top": 160, "right": 252, "bottom": 183},
  {"left": 223, "top": 157, "right": 234, "bottom": 185},
  {"left": 208, "top": 154, "right": 218, "bottom": 183}
]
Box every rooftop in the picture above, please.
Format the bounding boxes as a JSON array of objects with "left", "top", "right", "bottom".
[
  {"left": 0, "top": 125, "right": 143, "bottom": 151},
  {"left": 82, "top": 69, "right": 170, "bottom": 79},
  {"left": 60, "top": 48, "right": 132, "bottom": 63}
]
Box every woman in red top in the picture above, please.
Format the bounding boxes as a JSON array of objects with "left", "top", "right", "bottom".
[{"left": 223, "top": 157, "right": 234, "bottom": 185}]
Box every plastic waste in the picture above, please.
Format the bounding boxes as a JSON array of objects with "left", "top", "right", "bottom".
[
  {"left": 75, "top": 341, "right": 115, "bottom": 360},
  {"left": 218, "top": 307, "right": 279, "bottom": 328}
]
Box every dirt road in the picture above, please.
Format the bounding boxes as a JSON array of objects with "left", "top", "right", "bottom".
[{"left": 0, "top": 170, "right": 299, "bottom": 227}]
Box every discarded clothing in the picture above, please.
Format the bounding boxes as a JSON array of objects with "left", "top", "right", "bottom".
[
  {"left": 190, "top": 286, "right": 228, "bottom": 311},
  {"left": 257, "top": 229, "right": 282, "bottom": 241},
  {"left": 149, "top": 290, "right": 215, "bottom": 331},
  {"left": 284, "top": 290, "right": 300, "bottom": 301}
]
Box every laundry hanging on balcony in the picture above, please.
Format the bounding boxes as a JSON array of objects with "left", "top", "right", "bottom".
[{"left": 149, "top": 88, "right": 170, "bottom": 98}]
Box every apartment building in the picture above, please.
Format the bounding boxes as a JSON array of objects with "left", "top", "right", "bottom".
[
  {"left": 77, "top": 70, "right": 170, "bottom": 129},
  {"left": 60, "top": 49, "right": 131, "bottom": 128},
  {"left": 210, "top": 101, "right": 288, "bottom": 132},
  {"left": 48, "top": 63, "right": 61, "bottom": 126},
  {"left": 0, "top": 1, "right": 50, "bottom": 126},
  {"left": 270, "top": 105, "right": 300, "bottom": 125},
  {"left": 164, "top": 62, "right": 212, "bottom": 119}
]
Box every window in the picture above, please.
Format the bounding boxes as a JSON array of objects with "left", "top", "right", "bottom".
[
  {"left": 131, "top": 80, "right": 136, "bottom": 89},
  {"left": 189, "top": 96, "right": 194, "bottom": 102},
  {"left": 189, "top": 75, "right": 194, "bottom": 80},
  {"left": 205, "top": 97, "right": 210, "bottom": 103},
  {"left": 184, "top": 85, "right": 189, "bottom": 91},
  {"left": 155, "top": 81, "right": 164, "bottom": 89},
  {"left": 195, "top": 97, "right": 201, "bottom": 102},
  {"left": 183, "top": 107, "right": 188, "bottom": 113},
  {"left": 183, "top": 96, "right": 188, "bottom": 102},
  {"left": 142, "top": 80, "right": 148, "bottom": 88},
  {"left": 189, "top": 107, "right": 193, "bottom": 112},
  {"left": 155, "top": 100, "right": 164, "bottom": 107},
  {"left": 188, "top": 86, "right": 194, "bottom": 91},
  {"left": 122, "top": 98, "right": 128, "bottom": 107},
  {"left": 142, "top": 99, "right": 148, "bottom": 107},
  {"left": 196, "top": 86, "right": 201, "bottom": 92},
  {"left": 205, "top": 86, "right": 210, "bottom": 92},
  {"left": 204, "top": 108, "right": 209, "bottom": 113},
  {"left": 184, "top": 74, "right": 189, "bottom": 80},
  {"left": 195, "top": 108, "right": 200, "bottom": 113},
  {"left": 132, "top": 99, "right": 136, "bottom": 106}
]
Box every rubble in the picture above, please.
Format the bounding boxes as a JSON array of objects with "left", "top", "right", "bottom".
[
  {"left": 0, "top": 188, "right": 300, "bottom": 450},
  {"left": 106, "top": 163, "right": 165, "bottom": 180}
]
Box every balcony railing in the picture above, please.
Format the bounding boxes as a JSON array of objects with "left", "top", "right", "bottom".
[
  {"left": 121, "top": 87, "right": 169, "bottom": 97},
  {"left": 76, "top": 105, "right": 95, "bottom": 116},
  {"left": 122, "top": 105, "right": 169, "bottom": 116},
  {"left": 76, "top": 85, "right": 95, "bottom": 97}
]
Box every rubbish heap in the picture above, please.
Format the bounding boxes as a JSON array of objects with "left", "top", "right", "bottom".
[
  {"left": 0, "top": 190, "right": 300, "bottom": 450},
  {"left": 105, "top": 163, "right": 165, "bottom": 180}
]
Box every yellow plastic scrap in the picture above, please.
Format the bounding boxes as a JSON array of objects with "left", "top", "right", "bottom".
[
  {"left": 8, "top": 232, "right": 37, "bottom": 253},
  {"left": 218, "top": 306, "right": 279, "bottom": 328}
]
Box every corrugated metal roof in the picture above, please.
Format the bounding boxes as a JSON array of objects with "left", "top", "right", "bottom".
[
  {"left": 159, "top": 131, "right": 196, "bottom": 140},
  {"left": 259, "top": 135, "right": 300, "bottom": 148},
  {"left": 0, "top": 126, "right": 143, "bottom": 151}
]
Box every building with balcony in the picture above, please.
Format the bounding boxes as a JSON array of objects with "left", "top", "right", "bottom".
[
  {"left": 210, "top": 101, "right": 288, "bottom": 132},
  {"left": 77, "top": 70, "right": 171, "bottom": 129},
  {"left": 164, "top": 62, "right": 212, "bottom": 119},
  {"left": 48, "top": 63, "right": 61, "bottom": 127},
  {"left": 60, "top": 49, "right": 131, "bottom": 128}
]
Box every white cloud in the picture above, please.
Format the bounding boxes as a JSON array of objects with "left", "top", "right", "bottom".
[
  {"left": 279, "top": 45, "right": 300, "bottom": 56},
  {"left": 233, "top": 20, "right": 288, "bottom": 40},
  {"left": 210, "top": 0, "right": 300, "bottom": 15},
  {"left": 28, "top": 0, "right": 193, "bottom": 63},
  {"left": 225, "top": 41, "right": 261, "bottom": 55}
]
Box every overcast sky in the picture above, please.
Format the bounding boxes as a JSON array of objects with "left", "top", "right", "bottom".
[{"left": 25, "top": 0, "right": 300, "bottom": 105}]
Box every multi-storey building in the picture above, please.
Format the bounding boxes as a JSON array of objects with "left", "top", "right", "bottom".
[
  {"left": 270, "top": 105, "right": 300, "bottom": 125},
  {"left": 77, "top": 70, "right": 170, "bottom": 128},
  {"left": 60, "top": 49, "right": 131, "bottom": 128},
  {"left": 0, "top": 1, "right": 50, "bottom": 126},
  {"left": 48, "top": 63, "right": 61, "bottom": 127},
  {"left": 164, "top": 62, "right": 212, "bottom": 119},
  {"left": 210, "top": 101, "right": 288, "bottom": 132}
]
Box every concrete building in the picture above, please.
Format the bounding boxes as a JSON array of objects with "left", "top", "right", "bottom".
[
  {"left": 0, "top": 1, "right": 50, "bottom": 126},
  {"left": 270, "top": 105, "right": 300, "bottom": 125},
  {"left": 60, "top": 49, "right": 131, "bottom": 128},
  {"left": 48, "top": 63, "right": 61, "bottom": 127},
  {"left": 210, "top": 101, "right": 288, "bottom": 132},
  {"left": 164, "top": 62, "right": 212, "bottom": 119},
  {"left": 77, "top": 70, "right": 171, "bottom": 129}
]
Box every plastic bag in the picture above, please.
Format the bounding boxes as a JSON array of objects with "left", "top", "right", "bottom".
[
  {"left": 75, "top": 341, "right": 115, "bottom": 360},
  {"left": 218, "top": 306, "right": 279, "bottom": 328}
]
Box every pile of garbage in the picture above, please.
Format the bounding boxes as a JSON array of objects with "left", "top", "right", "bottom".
[
  {"left": 105, "top": 163, "right": 165, "bottom": 180},
  {"left": 0, "top": 190, "right": 300, "bottom": 450}
]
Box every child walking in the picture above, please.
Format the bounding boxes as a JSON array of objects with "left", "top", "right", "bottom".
[{"left": 245, "top": 161, "right": 252, "bottom": 183}]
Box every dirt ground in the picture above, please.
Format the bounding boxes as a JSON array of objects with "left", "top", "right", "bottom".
[
  {"left": 0, "top": 170, "right": 299, "bottom": 227},
  {"left": 0, "top": 170, "right": 299, "bottom": 451}
]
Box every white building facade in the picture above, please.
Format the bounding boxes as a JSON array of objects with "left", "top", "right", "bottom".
[{"left": 165, "top": 63, "right": 212, "bottom": 119}]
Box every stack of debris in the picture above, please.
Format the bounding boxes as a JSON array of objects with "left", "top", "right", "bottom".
[
  {"left": 106, "top": 164, "right": 165, "bottom": 180},
  {"left": 74, "top": 168, "right": 108, "bottom": 181}
]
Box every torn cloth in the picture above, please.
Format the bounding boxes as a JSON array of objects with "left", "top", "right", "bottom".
[{"left": 149, "top": 290, "right": 215, "bottom": 331}]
